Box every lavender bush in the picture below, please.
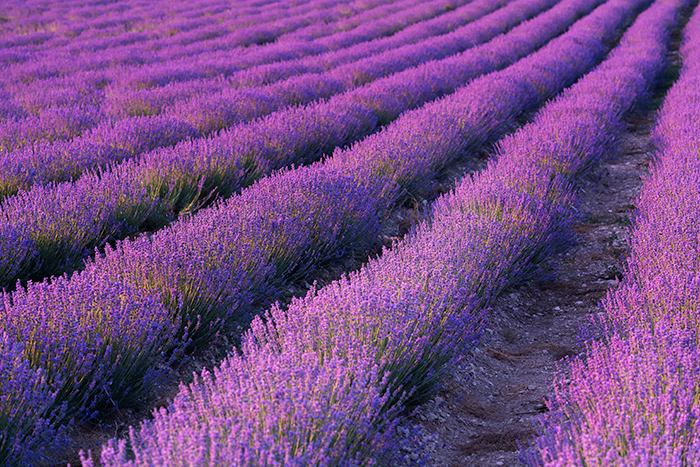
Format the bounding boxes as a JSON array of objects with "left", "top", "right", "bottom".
[
  {"left": 0, "top": 266, "right": 178, "bottom": 421},
  {"left": 0, "top": 334, "right": 68, "bottom": 467},
  {"left": 530, "top": 328, "right": 700, "bottom": 466}
]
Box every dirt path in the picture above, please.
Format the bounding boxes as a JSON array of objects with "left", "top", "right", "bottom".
[{"left": 395, "top": 72, "right": 676, "bottom": 467}]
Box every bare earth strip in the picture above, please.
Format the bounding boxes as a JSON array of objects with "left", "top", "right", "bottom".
[{"left": 395, "top": 31, "right": 684, "bottom": 467}]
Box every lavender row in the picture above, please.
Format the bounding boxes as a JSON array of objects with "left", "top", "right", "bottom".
[
  {"left": 83, "top": 0, "right": 673, "bottom": 463},
  {"left": 0, "top": 0, "right": 577, "bottom": 292},
  {"left": 0, "top": 0, "right": 470, "bottom": 151},
  {"left": 527, "top": 2, "right": 700, "bottom": 465},
  {"left": 0, "top": 0, "right": 529, "bottom": 197},
  {"left": 607, "top": 6, "right": 700, "bottom": 337},
  {"left": 0, "top": 0, "right": 644, "bottom": 459}
]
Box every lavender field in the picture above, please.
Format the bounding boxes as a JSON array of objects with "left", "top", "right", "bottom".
[{"left": 0, "top": 0, "right": 698, "bottom": 465}]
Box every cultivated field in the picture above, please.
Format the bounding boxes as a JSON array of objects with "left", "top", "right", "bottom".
[{"left": 0, "top": 0, "right": 698, "bottom": 465}]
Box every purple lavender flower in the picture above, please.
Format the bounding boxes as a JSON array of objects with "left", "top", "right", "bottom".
[
  {"left": 0, "top": 266, "right": 177, "bottom": 421},
  {"left": 0, "top": 333, "right": 68, "bottom": 467}
]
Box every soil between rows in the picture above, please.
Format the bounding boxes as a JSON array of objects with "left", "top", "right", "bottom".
[
  {"left": 394, "top": 94, "right": 663, "bottom": 467},
  {"left": 392, "top": 11, "right": 691, "bottom": 465}
]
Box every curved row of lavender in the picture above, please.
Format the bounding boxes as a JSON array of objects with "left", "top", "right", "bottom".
[
  {"left": 0, "top": 0, "right": 647, "bottom": 463},
  {"left": 0, "top": 0, "right": 565, "bottom": 288},
  {"left": 0, "top": 0, "right": 527, "bottom": 197},
  {"left": 526, "top": 2, "right": 700, "bottom": 465},
  {"left": 82, "top": 0, "right": 683, "bottom": 464}
]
